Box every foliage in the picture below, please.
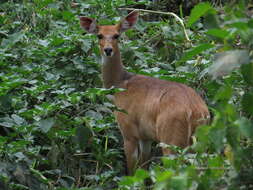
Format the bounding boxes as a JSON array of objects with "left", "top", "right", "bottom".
[{"left": 0, "top": 0, "right": 252, "bottom": 190}]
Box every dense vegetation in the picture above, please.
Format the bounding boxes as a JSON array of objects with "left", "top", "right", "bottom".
[{"left": 0, "top": 0, "right": 252, "bottom": 189}]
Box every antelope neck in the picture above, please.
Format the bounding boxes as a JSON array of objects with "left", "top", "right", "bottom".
[{"left": 102, "top": 52, "right": 130, "bottom": 89}]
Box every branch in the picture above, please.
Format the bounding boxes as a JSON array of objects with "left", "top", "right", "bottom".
[{"left": 118, "top": 8, "right": 191, "bottom": 43}]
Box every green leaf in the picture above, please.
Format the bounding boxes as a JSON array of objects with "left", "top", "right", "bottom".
[
  {"left": 0, "top": 95, "right": 12, "bottom": 112},
  {"left": 170, "top": 175, "right": 188, "bottom": 190},
  {"left": 75, "top": 125, "right": 93, "bottom": 150},
  {"left": 194, "top": 125, "right": 211, "bottom": 152},
  {"left": 235, "top": 118, "right": 253, "bottom": 140},
  {"left": 248, "top": 19, "right": 253, "bottom": 28},
  {"left": 81, "top": 37, "right": 92, "bottom": 53},
  {"left": 37, "top": 118, "right": 55, "bottom": 133},
  {"left": 85, "top": 110, "right": 103, "bottom": 120},
  {"left": 187, "top": 2, "right": 215, "bottom": 27},
  {"left": 62, "top": 11, "right": 75, "bottom": 21},
  {"left": 37, "top": 39, "right": 50, "bottom": 47},
  {"left": 11, "top": 114, "right": 25, "bottom": 125},
  {"left": 214, "top": 85, "right": 232, "bottom": 102},
  {"left": 203, "top": 13, "right": 219, "bottom": 29},
  {"left": 228, "top": 21, "right": 248, "bottom": 30},
  {"left": 178, "top": 43, "right": 214, "bottom": 63},
  {"left": 241, "top": 91, "right": 253, "bottom": 115},
  {"left": 209, "top": 126, "right": 226, "bottom": 152},
  {"left": 134, "top": 169, "right": 149, "bottom": 180},
  {"left": 208, "top": 156, "right": 224, "bottom": 178},
  {"left": 1, "top": 31, "right": 25, "bottom": 49},
  {"left": 162, "top": 157, "right": 177, "bottom": 169},
  {"left": 13, "top": 152, "right": 26, "bottom": 160},
  {"left": 119, "top": 176, "right": 136, "bottom": 186},
  {"left": 226, "top": 125, "right": 240, "bottom": 150},
  {"left": 155, "top": 170, "right": 173, "bottom": 182},
  {"left": 241, "top": 62, "right": 253, "bottom": 85},
  {"left": 206, "top": 28, "right": 230, "bottom": 39},
  {"left": 0, "top": 116, "right": 15, "bottom": 128}
]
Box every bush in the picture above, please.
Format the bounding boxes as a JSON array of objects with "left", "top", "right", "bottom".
[{"left": 0, "top": 0, "right": 252, "bottom": 189}]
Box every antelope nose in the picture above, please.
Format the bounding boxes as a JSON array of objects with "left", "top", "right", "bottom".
[{"left": 104, "top": 48, "right": 113, "bottom": 56}]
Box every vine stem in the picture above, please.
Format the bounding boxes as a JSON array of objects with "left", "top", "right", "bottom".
[{"left": 118, "top": 8, "right": 191, "bottom": 43}]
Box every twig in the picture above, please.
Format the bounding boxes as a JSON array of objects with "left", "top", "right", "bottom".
[
  {"left": 118, "top": 8, "right": 191, "bottom": 43},
  {"left": 96, "top": 161, "right": 99, "bottom": 174},
  {"left": 74, "top": 153, "right": 92, "bottom": 156},
  {"left": 144, "top": 32, "right": 163, "bottom": 46},
  {"left": 105, "top": 163, "right": 113, "bottom": 170}
]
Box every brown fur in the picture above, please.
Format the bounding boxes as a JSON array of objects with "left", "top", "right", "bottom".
[{"left": 80, "top": 11, "right": 210, "bottom": 175}]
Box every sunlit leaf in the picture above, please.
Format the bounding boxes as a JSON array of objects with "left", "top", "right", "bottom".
[
  {"left": 155, "top": 170, "right": 173, "bottom": 182},
  {"left": 119, "top": 176, "right": 136, "bottom": 186},
  {"left": 0, "top": 116, "right": 15, "bottom": 128},
  {"left": 38, "top": 39, "right": 50, "bottom": 47},
  {"left": 11, "top": 114, "right": 25, "bottom": 125},
  {"left": 214, "top": 85, "right": 233, "bottom": 102},
  {"left": 134, "top": 169, "right": 149, "bottom": 180},
  {"left": 170, "top": 174, "right": 188, "bottom": 190},
  {"left": 37, "top": 118, "right": 55, "bottom": 133}
]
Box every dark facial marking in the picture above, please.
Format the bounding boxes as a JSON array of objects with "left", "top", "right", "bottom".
[
  {"left": 97, "top": 34, "right": 103, "bottom": 39},
  {"left": 113, "top": 34, "right": 120, "bottom": 39}
]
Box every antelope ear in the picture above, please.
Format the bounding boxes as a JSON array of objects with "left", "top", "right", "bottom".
[
  {"left": 118, "top": 10, "right": 139, "bottom": 33},
  {"left": 79, "top": 16, "right": 98, "bottom": 34}
]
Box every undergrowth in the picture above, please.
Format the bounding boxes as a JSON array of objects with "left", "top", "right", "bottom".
[{"left": 0, "top": 0, "right": 252, "bottom": 189}]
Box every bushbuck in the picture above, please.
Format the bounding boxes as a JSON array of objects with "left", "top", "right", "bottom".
[{"left": 80, "top": 10, "right": 210, "bottom": 175}]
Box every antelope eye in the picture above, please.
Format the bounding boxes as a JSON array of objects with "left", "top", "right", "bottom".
[
  {"left": 97, "top": 34, "right": 103, "bottom": 39},
  {"left": 113, "top": 34, "right": 120, "bottom": 39}
]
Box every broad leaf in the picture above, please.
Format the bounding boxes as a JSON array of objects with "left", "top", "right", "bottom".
[
  {"left": 235, "top": 117, "right": 253, "bottom": 140},
  {"left": 11, "top": 114, "right": 25, "bottom": 125},
  {"left": 187, "top": 2, "right": 215, "bottom": 27},
  {"left": 178, "top": 43, "right": 214, "bottom": 64},
  {"left": 1, "top": 31, "right": 25, "bottom": 49},
  {"left": 134, "top": 169, "right": 149, "bottom": 180},
  {"left": 206, "top": 28, "right": 230, "bottom": 39},
  {"left": 75, "top": 125, "right": 93, "bottom": 150},
  {"left": 37, "top": 118, "right": 55, "bottom": 133},
  {"left": 241, "top": 62, "right": 253, "bottom": 85},
  {"left": 241, "top": 91, "right": 253, "bottom": 115}
]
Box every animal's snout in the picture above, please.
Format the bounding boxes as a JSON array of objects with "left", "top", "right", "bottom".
[{"left": 104, "top": 48, "right": 113, "bottom": 56}]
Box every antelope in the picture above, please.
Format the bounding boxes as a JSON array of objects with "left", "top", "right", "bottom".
[{"left": 80, "top": 11, "right": 210, "bottom": 175}]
